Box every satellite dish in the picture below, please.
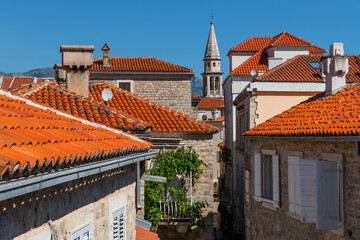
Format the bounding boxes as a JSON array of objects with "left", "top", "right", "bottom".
[
  {"left": 101, "top": 88, "right": 113, "bottom": 101},
  {"left": 251, "top": 70, "right": 257, "bottom": 76}
]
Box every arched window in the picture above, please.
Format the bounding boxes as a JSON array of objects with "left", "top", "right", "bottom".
[{"left": 210, "top": 77, "right": 214, "bottom": 90}]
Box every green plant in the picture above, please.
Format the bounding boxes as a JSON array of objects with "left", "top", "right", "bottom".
[{"left": 144, "top": 146, "right": 208, "bottom": 231}]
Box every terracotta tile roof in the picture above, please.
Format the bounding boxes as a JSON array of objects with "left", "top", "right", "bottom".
[
  {"left": 91, "top": 57, "right": 193, "bottom": 73},
  {"left": 255, "top": 55, "right": 360, "bottom": 83},
  {"left": 0, "top": 76, "right": 54, "bottom": 91},
  {"left": 192, "top": 94, "right": 201, "bottom": 99},
  {"left": 216, "top": 116, "right": 225, "bottom": 121},
  {"left": 136, "top": 226, "right": 159, "bottom": 240},
  {"left": 89, "top": 83, "right": 218, "bottom": 133},
  {"left": 0, "top": 91, "right": 151, "bottom": 180},
  {"left": 1, "top": 77, "right": 14, "bottom": 90},
  {"left": 230, "top": 50, "right": 268, "bottom": 75},
  {"left": 264, "top": 32, "right": 325, "bottom": 52},
  {"left": 243, "top": 84, "right": 360, "bottom": 136},
  {"left": 229, "top": 37, "right": 272, "bottom": 52},
  {"left": 15, "top": 82, "right": 151, "bottom": 133},
  {"left": 198, "top": 98, "right": 224, "bottom": 109},
  {"left": 218, "top": 141, "right": 225, "bottom": 147}
]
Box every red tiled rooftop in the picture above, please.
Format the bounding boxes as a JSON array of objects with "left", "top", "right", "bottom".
[
  {"left": 136, "top": 226, "right": 159, "bottom": 240},
  {"left": 15, "top": 82, "right": 151, "bottom": 133},
  {"left": 229, "top": 37, "right": 272, "bottom": 52},
  {"left": 0, "top": 91, "right": 151, "bottom": 179},
  {"left": 91, "top": 57, "right": 193, "bottom": 73},
  {"left": 243, "top": 84, "right": 360, "bottom": 137},
  {"left": 230, "top": 50, "right": 268, "bottom": 75},
  {"left": 255, "top": 55, "right": 360, "bottom": 83},
  {"left": 90, "top": 83, "right": 218, "bottom": 134},
  {"left": 192, "top": 94, "right": 201, "bottom": 99},
  {"left": 198, "top": 97, "right": 224, "bottom": 109},
  {"left": 218, "top": 141, "right": 225, "bottom": 147},
  {"left": 216, "top": 116, "right": 224, "bottom": 121},
  {"left": 0, "top": 76, "right": 54, "bottom": 91}
]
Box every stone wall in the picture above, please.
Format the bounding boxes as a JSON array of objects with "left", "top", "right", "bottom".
[
  {"left": 244, "top": 138, "right": 360, "bottom": 240},
  {"left": 90, "top": 75, "right": 192, "bottom": 116},
  {"left": 154, "top": 135, "right": 217, "bottom": 239},
  {"left": 1, "top": 164, "right": 137, "bottom": 240}
]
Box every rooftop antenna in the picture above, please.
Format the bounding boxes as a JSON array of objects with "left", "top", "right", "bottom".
[{"left": 101, "top": 88, "right": 113, "bottom": 105}]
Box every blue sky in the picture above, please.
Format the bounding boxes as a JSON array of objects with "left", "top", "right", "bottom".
[{"left": 1, "top": 0, "right": 359, "bottom": 78}]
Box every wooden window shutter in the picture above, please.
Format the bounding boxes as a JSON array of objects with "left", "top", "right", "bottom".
[
  {"left": 272, "top": 154, "right": 280, "bottom": 203},
  {"left": 316, "top": 160, "right": 339, "bottom": 230},
  {"left": 287, "top": 156, "right": 297, "bottom": 213},
  {"left": 253, "top": 153, "right": 262, "bottom": 197},
  {"left": 300, "top": 158, "right": 317, "bottom": 223}
]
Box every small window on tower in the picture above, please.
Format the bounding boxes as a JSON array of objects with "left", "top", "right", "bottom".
[
  {"left": 213, "top": 62, "right": 215, "bottom": 67},
  {"left": 208, "top": 63, "right": 210, "bottom": 68}
]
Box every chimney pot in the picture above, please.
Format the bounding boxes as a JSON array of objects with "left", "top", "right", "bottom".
[
  {"left": 60, "top": 45, "right": 95, "bottom": 97},
  {"left": 101, "top": 43, "right": 111, "bottom": 67}
]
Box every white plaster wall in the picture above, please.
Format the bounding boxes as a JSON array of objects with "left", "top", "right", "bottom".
[
  {"left": 229, "top": 52, "right": 257, "bottom": 72},
  {"left": 272, "top": 46, "right": 309, "bottom": 60}
]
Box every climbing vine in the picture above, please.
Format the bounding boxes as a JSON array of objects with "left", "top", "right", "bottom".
[{"left": 144, "top": 146, "right": 208, "bottom": 231}]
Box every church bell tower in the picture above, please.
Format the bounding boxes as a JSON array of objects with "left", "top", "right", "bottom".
[{"left": 202, "top": 20, "right": 223, "bottom": 98}]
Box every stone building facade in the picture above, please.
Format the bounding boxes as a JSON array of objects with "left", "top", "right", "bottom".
[
  {"left": 5, "top": 165, "right": 137, "bottom": 240},
  {"left": 244, "top": 138, "right": 360, "bottom": 240}
]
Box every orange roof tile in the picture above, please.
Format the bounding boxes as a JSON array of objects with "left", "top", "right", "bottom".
[
  {"left": 230, "top": 50, "right": 268, "bottom": 75},
  {"left": 216, "top": 116, "right": 224, "bottom": 121},
  {"left": 91, "top": 57, "right": 193, "bottom": 73},
  {"left": 264, "top": 32, "right": 325, "bottom": 52},
  {"left": 243, "top": 84, "right": 360, "bottom": 136},
  {"left": 255, "top": 55, "right": 360, "bottom": 83},
  {"left": 136, "top": 226, "right": 159, "bottom": 240},
  {"left": 192, "top": 94, "right": 201, "bottom": 99},
  {"left": 15, "top": 82, "right": 151, "bottom": 133},
  {"left": 229, "top": 37, "right": 272, "bottom": 52},
  {"left": 89, "top": 83, "right": 218, "bottom": 133},
  {"left": 0, "top": 91, "right": 151, "bottom": 179},
  {"left": 198, "top": 98, "right": 224, "bottom": 109},
  {"left": 0, "top": 76, "right": 54, "bottom": 91},
  {"left": 218, "top": 141, "right": 225, "bottom": 147}
]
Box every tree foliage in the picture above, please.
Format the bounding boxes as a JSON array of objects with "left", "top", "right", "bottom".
[{"left": 144, "top": 146, "right": 208, "bottom": 231}]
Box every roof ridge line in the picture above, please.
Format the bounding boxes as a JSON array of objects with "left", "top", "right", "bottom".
[
  {"left": 101, "top": 83, "right": 218, "bottom": 131},
  {"left": 1, "top": 89, "right": 149, "bottom": 144}
]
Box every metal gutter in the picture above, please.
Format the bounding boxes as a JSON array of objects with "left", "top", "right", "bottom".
[
  {"left": 136, "top": 217, "right": 152, "bottom": 231},
  {"left": 0, "top": 151, "right": 156, "bottom": 202}
]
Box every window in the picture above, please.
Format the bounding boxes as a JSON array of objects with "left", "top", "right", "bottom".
[
  {"left": 111, "top": 206, "right": 126, "bottom": 240},
  {"left": 117, "top": 80, "right": 133, "bottom": 92},
  {"left": 71, "top": 222, "right": 92, "bottom": 240},
  {"left": 210, "top": 77, "right": 214, "bottom": 90},
  {"left": 253, "top": 151, "right": 279, "bottom": 205},
  {"left": 287, "top": 155, "right": 342, "bottom": 230},
  {"left": 220, "top": 127, "right": 224, "bottom": 139},
  {"left": 213, "top": 62, "right": 216, "bottom": 67},
  {"left": 307, "top": 61, "right": 322, "bottom": 69}
]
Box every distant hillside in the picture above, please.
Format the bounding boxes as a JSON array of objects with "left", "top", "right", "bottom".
[
  {"left": 191, "top": 76, "right": 202, "bottom": 96},
  {"left": 0, "top": 67, "right": 54, "bottom": 78}
]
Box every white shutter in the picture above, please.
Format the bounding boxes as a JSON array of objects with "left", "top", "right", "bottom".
[
  {"left": 111, "top": 206, "right": 126, "bottom": 240},
  {"left": 287, "top": 156, "right": 297, "bottom": 214},
  {"left": 71, "top": 222, "right": 92, "bottom": 240},
  {"left": 300, "top": 158, "right": 317, "bottom": 223},
  {"left": 272, "top": 154, "right": 280, "bottom": 203},
  {"left": 245, "top": 170, "right": 249, "bottom": 202},
  {"left": 293, "top": 157, "right": 301, "bottom": 215},
  {"left": 316, "top": 160, "right": 339, "bottom": 230},
  {"left": 253, "top": 153, "right": 262, "bottom": 197}
]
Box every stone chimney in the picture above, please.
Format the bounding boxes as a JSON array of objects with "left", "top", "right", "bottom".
[
  {"left": 322, "top": 43, "right": 348, "bottom": 96},
  {"left": 101, "top": 43, "right": 111, "bottom": 67},
  {"left": 53, "top": 64, "right": 66, "bottom": 86},
  {"left": 60, "top": 45, "right": 95, "bottom": 97}
]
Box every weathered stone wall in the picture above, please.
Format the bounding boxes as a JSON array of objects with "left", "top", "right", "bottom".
[
  {"left": 244, "top": 138, "right": 360, "bottom": 240},
  {"left": 151, "top": 134, "right": 216, "bottom": 239},
  {"left": 90, "top": 75, "right": 192, "bottom": 116},
  {"left": 1, "top": 164, "right": 137, "bottom": 240}
]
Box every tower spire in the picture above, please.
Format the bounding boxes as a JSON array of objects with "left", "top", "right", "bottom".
[{"left": 204, "top": 19, "right": 220, "bottom": 60}]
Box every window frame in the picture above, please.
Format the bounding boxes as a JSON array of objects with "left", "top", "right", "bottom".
[
  {"left": 116, "top": 80, "right": 133, "bottom": 92},
  {"left": 70, "top": 221, "right": 92, "bottom": 240}
]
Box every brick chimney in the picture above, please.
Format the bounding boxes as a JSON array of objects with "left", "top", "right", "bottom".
[
  {"left": 101, "top": 43, "right": 111, "bottom": 67},
  {"left": 322, "top": 43, "right": 348, "bottom": 96},
  {"left": 60, "top": 45, "right": 95, "bottom": 97}
]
